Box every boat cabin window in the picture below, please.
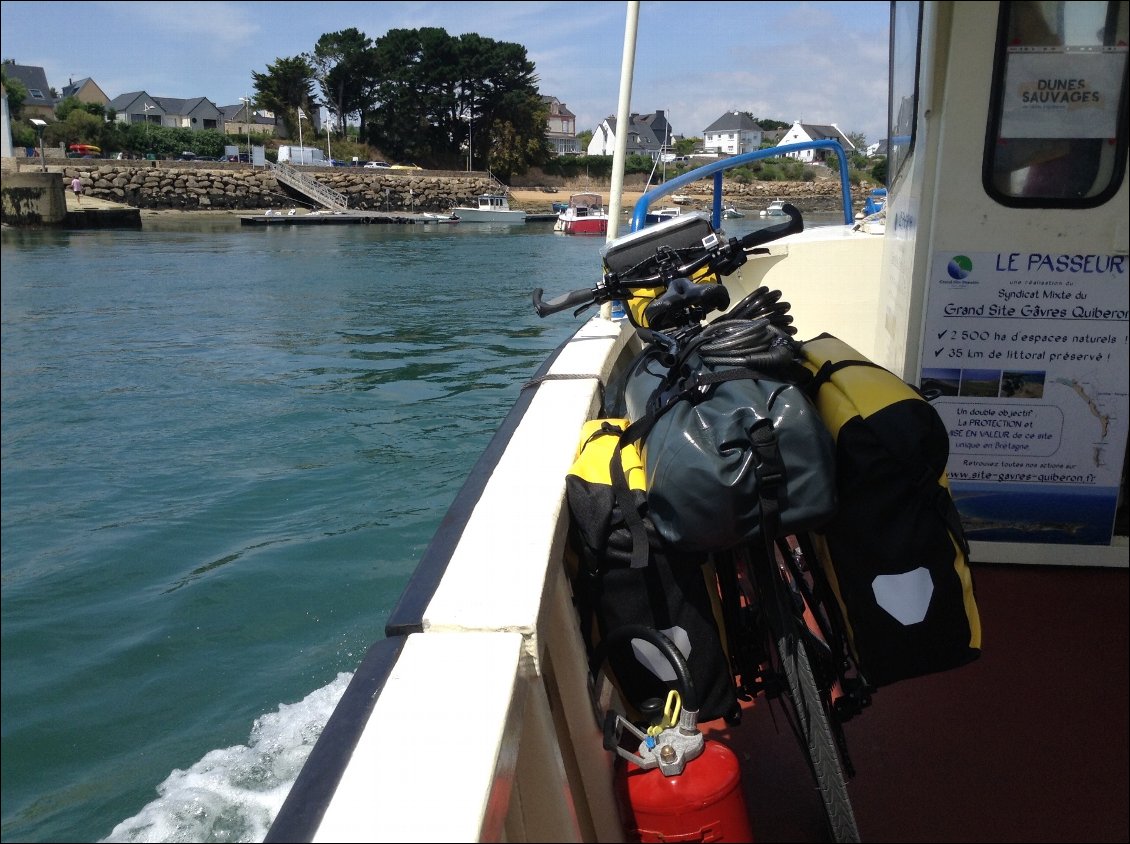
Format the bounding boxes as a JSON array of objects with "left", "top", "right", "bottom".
[
  {"left": 887, "top": 0, "right": 922, "bottom": 189},
  {"left": 984, "top": 0, "right": 1128, "bottom": 206}
]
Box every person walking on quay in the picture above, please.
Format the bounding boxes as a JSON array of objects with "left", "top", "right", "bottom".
[{"left": 71, "top": 176, "right": 83, "bottom": 206}]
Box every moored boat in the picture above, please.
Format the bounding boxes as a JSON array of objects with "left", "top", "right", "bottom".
[
  {"left": 452, "top": 193, "right": 527, "bottom": 223},
  {"left": 554, "top": 192, "right": 609, "bottom": 235},
  {"left": 266, "top": 2, "right": 1130, "bottom": 841},
  {"left": 760, "top": 199, "right": 788, "bottom": 217},
  {"left": 644, "top": 206, "right": 681, "bottom": 226},
  {"left": 419, "top": 212, "right": 460, "bottom": 224}
]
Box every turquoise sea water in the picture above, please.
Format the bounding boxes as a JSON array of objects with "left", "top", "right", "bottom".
[{"left": 1, "top": 212, "right": 836, "bottom": 843}]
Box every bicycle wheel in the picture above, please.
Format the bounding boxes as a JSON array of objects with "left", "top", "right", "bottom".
[
  {"left": 774, "top": 622, "right": 860, "bottom": 843},
  {"left": 717, "top": 541, "right": 861, "bottom": 842}
]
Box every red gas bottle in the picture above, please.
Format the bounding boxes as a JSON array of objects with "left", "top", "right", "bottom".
[
  {"left": 598, "top": 625, "right": 754, "bottom": 843},
  {"left": 618, "top": 737, "right": 753, "bottom": 842}
]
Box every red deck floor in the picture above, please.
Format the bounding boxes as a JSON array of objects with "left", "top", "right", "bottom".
[{"left": 699, "top": 562, "right": 1129, "bottom": 843}]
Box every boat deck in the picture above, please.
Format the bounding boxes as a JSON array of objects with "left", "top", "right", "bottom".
[{"left": 700, "top": 561, "right": 1128, "bottom": 842}]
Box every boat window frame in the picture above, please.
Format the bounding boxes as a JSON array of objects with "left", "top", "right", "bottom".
[
  {"left": 982, "top": 0, "right": 1129, "bottom": 208},
  {"left": 887, "top": 0, "right": 923, "bottom": 192}
]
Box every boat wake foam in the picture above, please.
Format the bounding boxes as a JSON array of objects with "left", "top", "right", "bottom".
[{"left": 100, "top": 673, "right": 351, "bottom": 843}]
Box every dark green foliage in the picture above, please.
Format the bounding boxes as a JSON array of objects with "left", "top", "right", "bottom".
[
  {"left": 307, "top": 28, "right": 375, "bottom": 137},
  {"left": 252, "top": 55, "right": 317, "bottom": 140},
  {"left": 1, "top": 67, "right": 28, "bottom": 120},
  {"left": 870, "top": 157, "right": 888, "bottom": 186},
  {"left": 250, "top": 26, "right": 550, "bottom": 178}
]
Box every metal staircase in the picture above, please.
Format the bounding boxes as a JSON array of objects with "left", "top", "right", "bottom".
[{"left": 269, "top": 162, "right": 348, "bottom": 211}]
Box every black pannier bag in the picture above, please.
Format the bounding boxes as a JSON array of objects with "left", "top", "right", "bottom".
[
  {"left": 620, "top": 319, "right": 838, "bottom": 553},
  {"left": 799, "top": 334, "right": 982, "bottom": 687},
  {"left": 565, "top": 419, "right": 738, "bottom": 723}
]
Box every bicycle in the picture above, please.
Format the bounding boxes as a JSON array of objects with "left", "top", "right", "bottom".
[{"left": 536, "top": 206, "right": 869, "bottom": 843}]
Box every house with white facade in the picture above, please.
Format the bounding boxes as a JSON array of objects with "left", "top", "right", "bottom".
[
  {"left": 702, "top": 111, "right": 763, "bottom": 156},
  {"left": 542, "top": 96, "right": 580, "bottom": 155},
  {"left": 775, "top": 120, "right": 855, "bottom": 163},
  {"left": 587, "top": 110, "right": 673, "bottom": 159}
]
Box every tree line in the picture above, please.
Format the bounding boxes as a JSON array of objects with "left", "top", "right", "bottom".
[{"left": 252, "top": 27, "right": 551, "bottom": 181}]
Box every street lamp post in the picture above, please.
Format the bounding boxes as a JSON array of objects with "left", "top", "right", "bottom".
[
  {"left": 143, "top": 103, "right": 156, "bottom": 151},
  {"left": 30, "top": 119, "right": 47, "bottom": 172},
  {"left": 297, "top": 107, "right": 306, "bottom": 163},
  {"left": 239, "top": 97, "right": 252, "bottom": 162},
  {"left": 466, "top": 110, "right": 473, "bottom": 172}
]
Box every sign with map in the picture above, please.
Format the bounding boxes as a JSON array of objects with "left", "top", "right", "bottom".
[{"left": 920, "top": 250, "right": 1128, "bottom": 545}]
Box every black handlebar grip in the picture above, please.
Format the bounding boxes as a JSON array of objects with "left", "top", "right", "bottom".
[
  {"left": 532, "top": 286, "right": 597, "bottom": 317},
  {"left": 738, "top": 203, "right": 804, "bottom": 250}
]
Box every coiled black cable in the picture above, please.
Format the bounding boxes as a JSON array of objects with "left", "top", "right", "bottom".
[
  {"left": 677, "top": 317, "right": 796, "bottom": 372},
  {"left": 716, "top": 285, "right": 797, "bottom": 336}
]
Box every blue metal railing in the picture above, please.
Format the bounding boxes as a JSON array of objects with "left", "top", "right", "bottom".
[{"left": 630, "top": 139, "right": 855, "bottom": 232}]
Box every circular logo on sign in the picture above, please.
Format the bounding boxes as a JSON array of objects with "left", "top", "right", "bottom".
[{"left": 947, "top": 255, "right": 973, "bottom": 280}]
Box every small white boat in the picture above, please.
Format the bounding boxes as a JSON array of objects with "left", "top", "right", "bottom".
[
  {"left": 644, "top": 206, "right": 682, "bottom": 226},
  {"left": 671, "top": 193, "right": 692, "bottom": 204},
  {"left": 419, "top": 212, "right": 460, "bottom": 224},
  {"left": 451, "top": 194, "right": 527, "bottom": 223},
  {"left": 760, "top": 199, "right": 788, "bottom": 217},
  {"left": 723, "top": 205, "right": 745, "bottom": 219}
]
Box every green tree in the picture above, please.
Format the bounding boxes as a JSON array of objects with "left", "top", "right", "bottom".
[
  {"left": 2, "top": 66, "right": 28, "bottom": 121},
  {"left": 367, "top": 27, "right": 486, "bottom": 166},
  {"left": 55, "top": 97, "right": 106, "bottom": 122},
  {"left": 367, "top": 28, "right": 548, "bottom": 176},
  {"left": 870, "top": 156, "right": 888, "bottom": 186},
  {"left": 252, "top": 55, "right": 317, "bottom": 140},
  {"left": 307, "top": 28, "right": 374, "bottom": 135},
  {"left": 50, "top": 108, "right": 103, "bottom": 149}
]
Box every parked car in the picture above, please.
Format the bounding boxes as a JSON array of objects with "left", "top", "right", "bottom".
[
  {"left": 389, "top": 163, "right": 423, "bottom": 171},
  {"left": 363, "top": 161, "right": 390, "bottom": 169}
]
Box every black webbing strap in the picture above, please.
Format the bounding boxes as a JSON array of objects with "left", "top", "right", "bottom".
[
  {"left": 607, "top": 365, "right": 788, "bottom": 569},
  {"left": 808, "top": 357, "right": 884, "bottom": 395}
]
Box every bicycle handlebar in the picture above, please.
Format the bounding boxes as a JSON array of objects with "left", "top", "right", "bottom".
[
  {"left": 531, "top": 286, "right": 599, "bottom": 317},
  {"left": 735, "top": 203, "right": 804, "bottom": 250},
  {"left": 532, "top": 203, "right": 804, "bottom": 319}
]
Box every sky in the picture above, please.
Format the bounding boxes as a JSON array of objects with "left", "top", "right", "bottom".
[{"left": 1, "top": 0, "right": 890, "bottom": 145}]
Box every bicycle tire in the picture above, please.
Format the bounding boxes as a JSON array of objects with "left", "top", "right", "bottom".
[{"left": 774, "top": 618, "right": 861, "bottom": 843}]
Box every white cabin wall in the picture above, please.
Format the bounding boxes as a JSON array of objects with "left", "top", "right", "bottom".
[
  {"left": 874, "top": 2, "right": 953, "bottom": 379},
  {"left": 877, "top": 1, "right": 1129, "bottom": 564}
]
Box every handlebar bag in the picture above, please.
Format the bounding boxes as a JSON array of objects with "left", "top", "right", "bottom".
[
  {"left": 565, "top": 418, "right": 739, "bottom": 723},
  {"left": 621, "top": 349, "right": 838, "bottom": 553},
  {"left": 800, "top": 334, "right": 981, "bottom": 687}
]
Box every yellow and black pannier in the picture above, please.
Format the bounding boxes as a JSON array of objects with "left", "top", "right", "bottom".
[
  {"left": 800, "top": 334, "right": 982, "bottom": 687},
  {"left": 564, "top": 418, "right": 739, "bottom": 722}
]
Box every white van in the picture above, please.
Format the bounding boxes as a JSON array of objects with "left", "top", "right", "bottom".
[{"left": 276, "top": 145, "right": 326, "bottom": 166}]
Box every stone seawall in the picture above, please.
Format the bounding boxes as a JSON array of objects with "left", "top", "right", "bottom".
[
  {"left": 4, "top": 159, "right": 871, "bottom": 216},
  {"left": 14, "top": 161, "right": 502, "bottom": 213}
]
